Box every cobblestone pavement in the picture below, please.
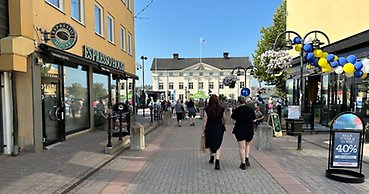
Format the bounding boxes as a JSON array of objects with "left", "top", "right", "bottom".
[
  {"left": 70, "top": 121, "right": 287, "bottom": 194},
  {"left": 265, "top": 133, "right": 369, "bottom": 194},
  {"left": 1, "top": 117, "right": 369, "bottom": 194}
]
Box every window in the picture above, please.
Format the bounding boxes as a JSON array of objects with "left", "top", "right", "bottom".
[
  {"left": 219, "top": 82, "right": 224, "bottom": 89},
  {"left": 199, "top": 82, "right": 204, "bottom": 89},
  {"left": 209, "top": 82, "right": 214, "bottom": 89},
  {"left": 129, "top": 83, "right": 132, "bottom": 89},
  {"left": 120, "top": 26, "right": 126, "bottom": 50},
  {"left": 159, "top": 73, "right": 163, "bottom": 76},
  {"left": 93, "top": 73, "right": 108, "bottom": 127},
  {"left": 179, "top": 94, "right": 184, "bottom": 100},
  {"left": 240, "top": 82, "right": 245, "bottom": 88},
  {"left": 220, "top": 72, "right": 224, "bottom": 76},
  {"left": 169, "top": 73, "right": 173, "bottom": 76},
  {"left": 94, "top": 3, "right": 103, "bottom": 36},
  {"left": 64, "top": 65, "right": 89, "bottom": 132},
  {"left": 46, "top": 0, "right": 64, "bottom": 10},
  {"left": 209, "top": 72, "right": 213, "bottom": 76},
  {"left": 159, "top": 82, "right": 164, "bottom": 90},
  {"left": 179, "top": 82, "right": 183, "bottom": 89},
  {"left": 107, "top": 14, "right": 114, "bottom": 43},
  {"left": 71, "top": 0, "right": 84, "bottom": 23},
  {"left": 199, "top": 72, "right": 203, "bottom": 76},
  {"left": 169, "top": 82, "right": 174, "bottom": 89},
  {"left": 126, "top": 0, "right": 132, "bottom": 11},
  {"left": 168, "top": 91, "right": 173, "bottom": 101},
  {"left": 179, "top": 73, "right": 183, "bottom": 76},
  {"left": 189, "top": 72, "right": 193, "bottom": 76},
  {"left": 127, "top": 32, "right": 132, "bottom": 55},
  {"left": 121, "top": 82, "right": 125, "bottom": 90},
  {"left": 189, "top": 82, "right": 193, "bottom": 89}
]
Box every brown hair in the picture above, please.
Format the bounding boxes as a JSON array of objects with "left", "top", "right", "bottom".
[{"left": 206, "top": 95, "right": 220, "bottom": 117}]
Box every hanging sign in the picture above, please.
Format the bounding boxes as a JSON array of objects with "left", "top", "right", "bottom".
[{"left": 50, "top": 23, "right": 78, "bottom": 50}]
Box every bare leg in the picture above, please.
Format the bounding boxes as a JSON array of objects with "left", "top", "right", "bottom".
[
  {"left": 245, "top": 141, "right": 251, "bottom": 166},
  {"left": 245, "top": 141, "right": 250, "bottom": 158},
  {"left": 215, "top": 148, "right": 221, "bottom": 159},
  {"left": 238, "top": 141, "right": 246, "bottom": 163}
]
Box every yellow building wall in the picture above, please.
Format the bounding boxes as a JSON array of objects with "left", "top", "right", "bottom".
[
  {"left": 32, "top": 0, "right": 136, "bottom": 74},
  {"left": 287, "top": 0, "right": 369, "bottom": 45}
]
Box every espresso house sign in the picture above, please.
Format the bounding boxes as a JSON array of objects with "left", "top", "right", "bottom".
[
  {"left": 83, "top": 45, "right": 125, "bottom": 71},
  {"left": 50, "top": 23, "right": 78, "bottom": 50}
]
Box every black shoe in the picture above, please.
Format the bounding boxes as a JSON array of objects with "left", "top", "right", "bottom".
[
  {"left": 209, "top": 156, "right": 214, "bottom": 164},
  {"left": 239, "top": 163, "right": 246, "bottom": 170},
  {"left": 245, "top": 157, "right": 250, "bottom": 167},
  {"left": 215, "top": 159, "right": 220, "bottom": 170}
]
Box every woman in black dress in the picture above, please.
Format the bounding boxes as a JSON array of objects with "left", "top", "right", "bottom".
[
  {"left": 231, "top": 96, "right": 256, "bottom": 170},
  {"left": 202, "top": 95, "right": 226, "bottom": 170}
]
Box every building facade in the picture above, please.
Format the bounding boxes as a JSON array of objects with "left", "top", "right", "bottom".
[
  {"left": 150, "top": 53, "right": 253, "bottom": 101},
  {"left": 0, "top": 0, "right": 137, "bottom": 155},
  {"left": 285, "top": 0, "right": 369, "bottom": 127}
]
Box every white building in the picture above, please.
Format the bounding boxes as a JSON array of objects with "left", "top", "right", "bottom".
[{"left": 150, "top": 52, "right": 253, "bottom": 101}]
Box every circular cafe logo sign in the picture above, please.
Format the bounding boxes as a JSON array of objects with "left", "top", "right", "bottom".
[{"left": 50, "top": 23, "right": 78, "bottom": 50}]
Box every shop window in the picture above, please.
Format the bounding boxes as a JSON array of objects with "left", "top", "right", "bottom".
[
  {"left": 286, "top": 79, "right": 293, "bottom": 105},
  {"left": 120, "top": 26, "right": 126, "bottom": 51},
  {"left": 46, "top": 0, "right": 64, "bottom": 11},
  {"left": 71, "top": 0, "right": 84, "bottom": 23},
  {"left": 92, "top": 73, "right": 109, "bottom": 127},
  {"left": 94, "top": 3, "right": 103, "bottom": 36},
  {"left": 107, "top": 14, "right": 114, "bottom": 43},
  {"left": 64, "top": 65, "right": 90, "bottom": 133}
]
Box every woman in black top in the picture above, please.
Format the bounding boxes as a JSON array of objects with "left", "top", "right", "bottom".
[
  {"left": 231, "top": 96, "right": 256, "bottom": 170},
  {"left": 202, "top": 95, "right": 226, "bottom": 170},
  {"left": 187, "top": 98, "right": 196, "bottom": 126}
]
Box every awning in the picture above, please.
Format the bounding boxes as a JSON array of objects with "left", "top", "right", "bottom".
[{"left": 38, "top": 43, "right": 138, "bottom": 80}]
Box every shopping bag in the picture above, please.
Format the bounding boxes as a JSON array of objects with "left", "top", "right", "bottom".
[{"left": 200, "top": 135, "right": 206, "bottom": 152}]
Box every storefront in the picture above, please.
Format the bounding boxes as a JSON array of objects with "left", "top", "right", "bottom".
[
  {"left": 287, "top": 29, "right": 369, "bottom": 127},
  {"left": 38, "top": 43, "right": 137, "bottom": 147},
  {"left": 0, "top": 0, "right": 137, "bottom": 154}
]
